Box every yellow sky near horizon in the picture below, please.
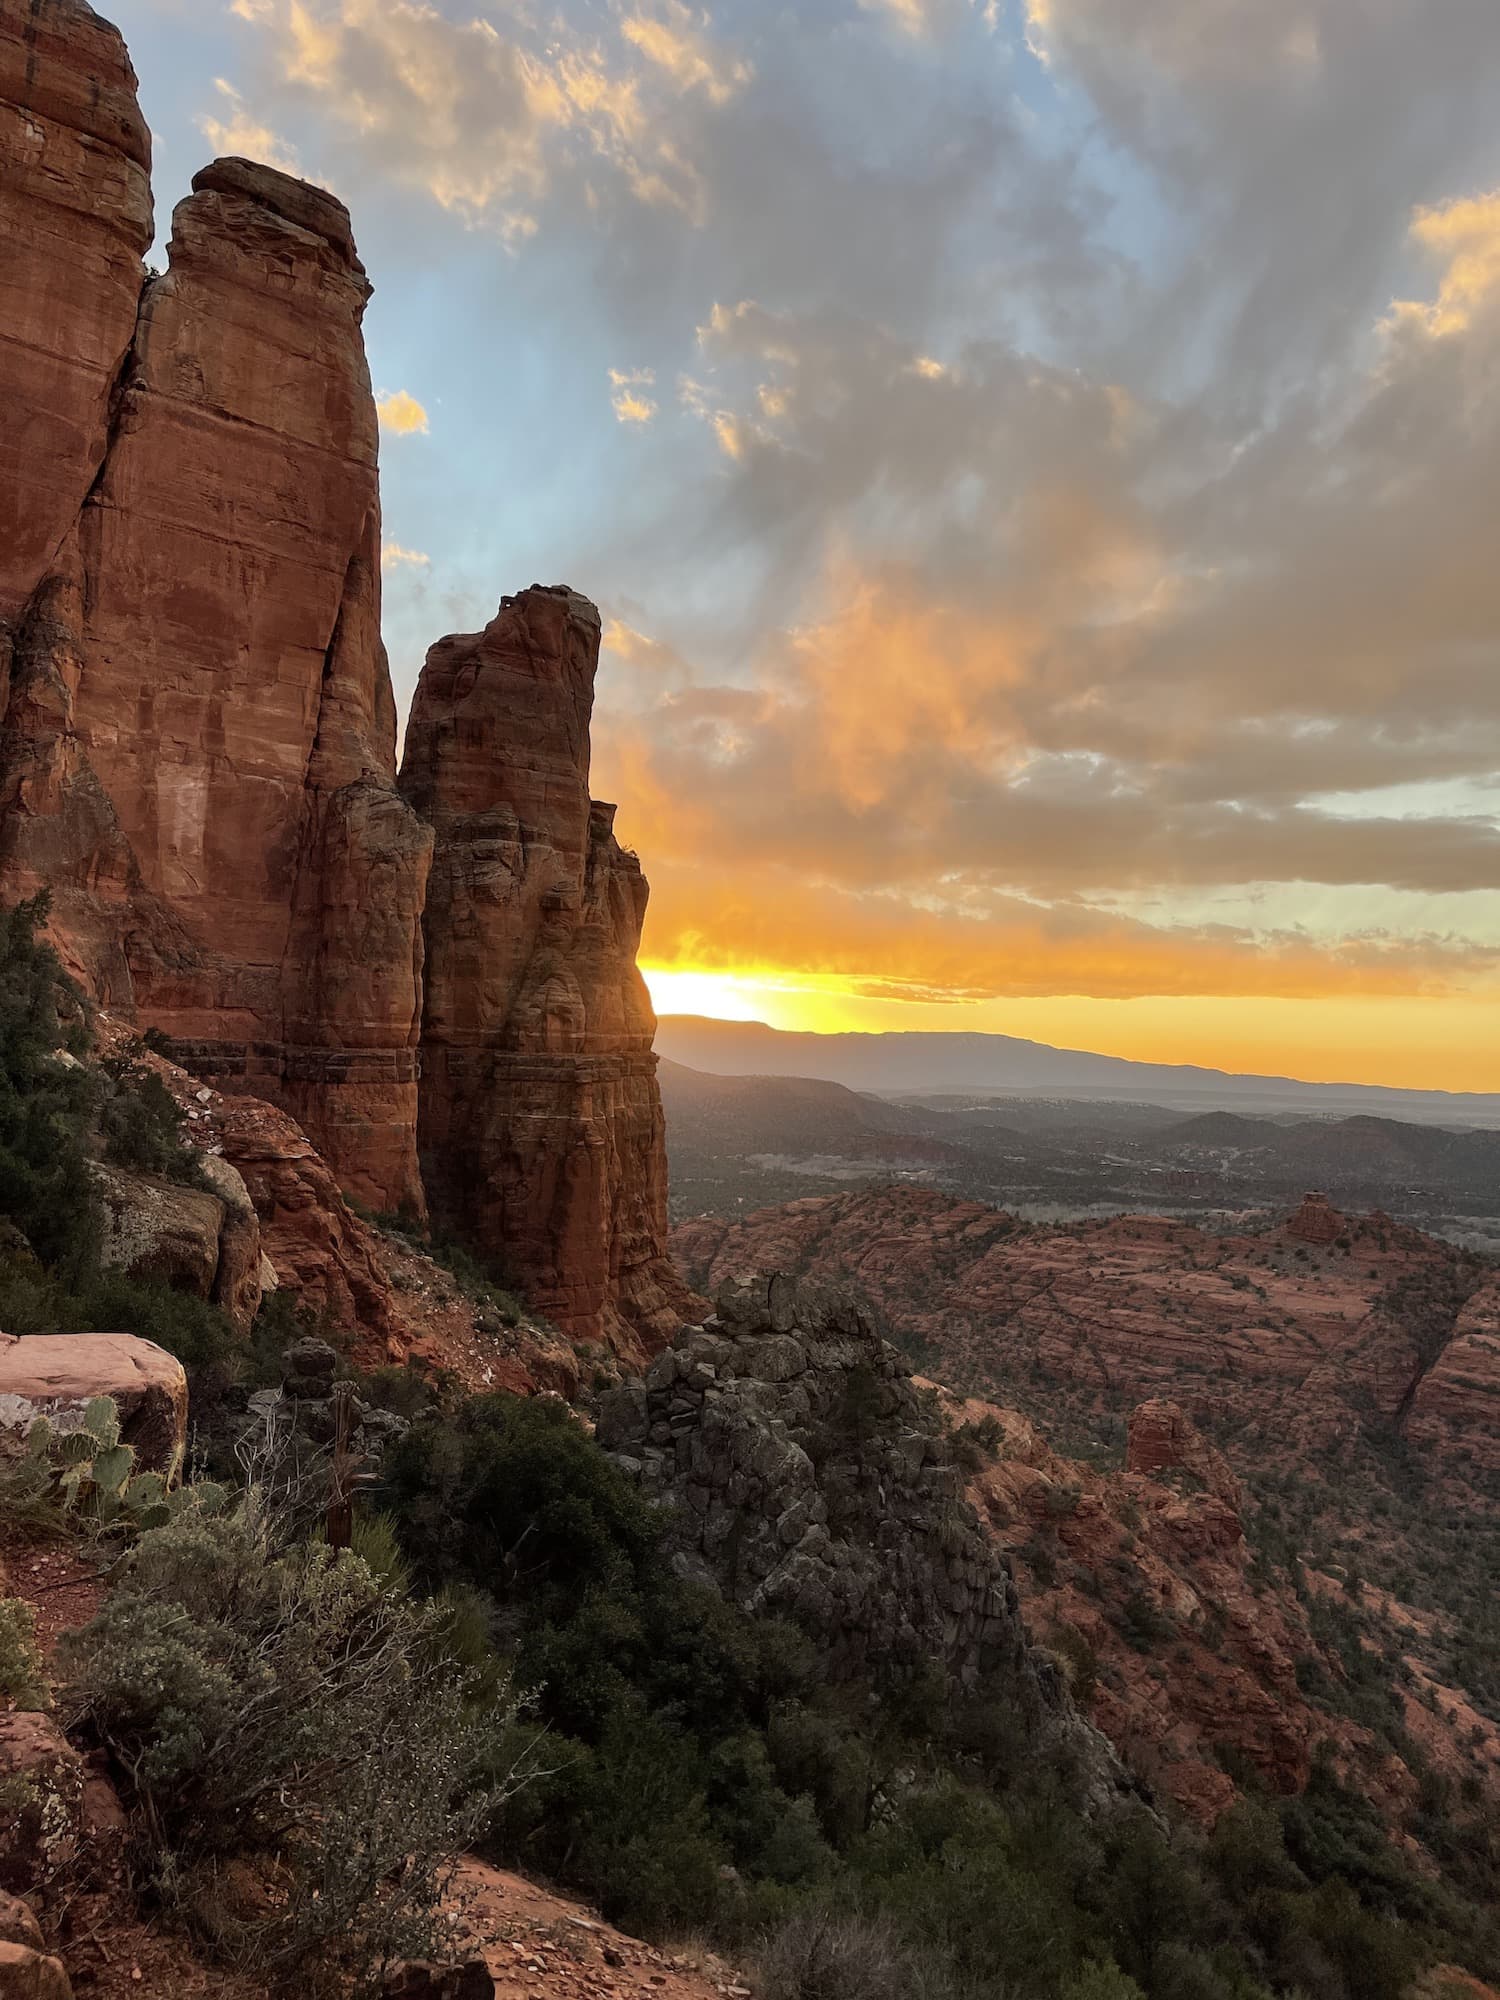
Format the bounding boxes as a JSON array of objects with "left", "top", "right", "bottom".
[{"left": 641, "top": 966, "right": 1500, "bottom": 1095}]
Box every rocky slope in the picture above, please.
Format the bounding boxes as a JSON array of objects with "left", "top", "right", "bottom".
[
  {"left": 402, "top": 587, "right": 695, "bottom": 1362},
  {"left": 935, "top": 1386, "right": 1500, "bottom": 1827},
  {"left": 0, "top": 0, "right": 685, "bottom": 1355},
  {"left": 673, "top": 1187, "right": 1500, "bottom": 1470},
  {"left": 597, "top": 1274, "right": 1124, "bottom": 1800}
]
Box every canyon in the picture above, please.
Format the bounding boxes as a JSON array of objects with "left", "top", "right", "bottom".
[
  {"left": 673, "top": 1186, "right": 1500, "bottom": 1473},
  {"left": 0, "top": 0, "right": 685, "bottom": 1358},
  {"left": 3, "top": 11, "right": 1499, "bottom": 1999},
  {"left": 673, "top": 1195, "right": 1500, "bottom": 1838}
]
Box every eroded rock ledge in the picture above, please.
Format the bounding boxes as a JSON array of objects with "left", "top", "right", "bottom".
[{"left": 597, "top": 1273, "right": 1120, "bottom": 1808}]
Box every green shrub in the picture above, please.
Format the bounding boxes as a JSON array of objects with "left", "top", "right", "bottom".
[
  {"left": 0, "top": 1596, "right": 48, "bottom": 1709},
  {"left": 949, "top": 1413, "right": 1004, "bottom": 1473},
  {"left": 64, "top": 1490, "right": 530, "bottom": 1986},
  {"left": 98, "top": 1060, "right": 207, "bottom": 1187},
  {"left": 0, "top": 894, "right": 99, "bottom": 1272}
]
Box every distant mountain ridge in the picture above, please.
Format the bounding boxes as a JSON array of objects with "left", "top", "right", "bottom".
[{"left": 655, "top": 1016, "right": 1500, "bottom": 1126}]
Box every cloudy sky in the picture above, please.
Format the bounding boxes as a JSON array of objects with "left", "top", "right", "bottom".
[{"left": 115, "top": 0, "right": 1500, "bottom": 1089}]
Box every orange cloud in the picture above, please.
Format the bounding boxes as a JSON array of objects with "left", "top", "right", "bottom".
[
  {"left": 633, "top": 853, "right": 1494, "bottom": 1007},
  {"left": 376, "top": 389, "right": 430, "bottom": 436}
]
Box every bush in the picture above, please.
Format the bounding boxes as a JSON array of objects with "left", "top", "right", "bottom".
[
  {"left": 64, "top": 1490, "right": 531, "bottom": 1987},
  {"left": 949, "top": 1413, "right": 1004, "bottom": 1473},
  {"left": 0, "top": 1596, "right": 47, "bottom": 1709},
  {"left": 0, "top": 894, "right": 99, "bottom": 1271},
  {"left": 98, "top": 1060, "right": 208, "bottom": 1188},
  {"left": 756, "top": 1909, "right": 935, "bottom": 2000}
]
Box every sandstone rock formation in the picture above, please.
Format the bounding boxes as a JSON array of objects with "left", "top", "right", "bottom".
[
  {"left": 2, "top": 4, "right": 686, "bottom": 1359},
  {"left": 402, "top": 587, "right": 694, "bottom": 1360},
  {"left": 673, "top": 1187, "right": 1491, "bottom": 1466},
  {"left": 0, "top": 2, "right": 431, "bottom": 1214},
  {"left": 92, "top": 1159, "right": 263, "bottom": 1335},
  {"left": 0, "top": 0, "right": 152, "bottom": 635},
  {"left": 933, "top": 1381, "right": 1349, "bottom": 1823},
  {"left": 596, "top": 1274, "right": 1115, "bottom": 1801},
  {"left": 1404, "top": 1279, "right": 1500, "bottom": 1474},
  {"left": 0, "top": 1332, "right": 187, "bottom": 1471},
  {"left": 1285, "top": 1190, "right": 1345, "bottom": 1246},
  {"left": 213, "top": 1092, "right": 406, "bottom": 1358},
  {"left": 1125, "top": 1397, "right": 1244, "bottom": 1513}
]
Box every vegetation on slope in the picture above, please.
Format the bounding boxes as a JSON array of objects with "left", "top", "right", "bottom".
[
  {"left": 0, "top": 895, "right": 234, "bottom": 1364},
  {"left": 4, "top": 897, "right": 1497, "bottom": 1999}
]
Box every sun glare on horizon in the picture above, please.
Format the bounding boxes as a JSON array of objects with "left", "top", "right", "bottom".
[{"left": 642, "top": 967, "right": 771, "bottom": 1023}]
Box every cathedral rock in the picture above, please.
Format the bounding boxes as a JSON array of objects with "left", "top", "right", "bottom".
[
  {"left": 402, "top": 587, "right": 695, "bottom": 1361},
  {"left": 0, "top": 0, "right": 686, "bottom": 1352}
]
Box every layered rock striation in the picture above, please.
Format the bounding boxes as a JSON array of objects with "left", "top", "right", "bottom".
[
  {"left": 0, "top": 0, "right": 152, "bottom": 633},
  {"left": 0, "top": 2, "right": 431, "bottom": 1214},
  {"left": 0, "top": 2, "right": 686, "bottom": 1355},
  {"left": 673, "top": 1187, "right": 1495, "bottom": 1466},
  {"left": 401, "top": 586, "right": 693, "bottom": 1360}
]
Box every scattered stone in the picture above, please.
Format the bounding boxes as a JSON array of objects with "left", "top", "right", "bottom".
[{"left": 383, "top": 1961, "right": 495, "bottom": 2000}]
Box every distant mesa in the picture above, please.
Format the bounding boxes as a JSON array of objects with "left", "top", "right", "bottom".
[
  {"left": 1284, "top": 1190, "right": 1345, "bottom": 1246},
  {"left": 654, "top": 1015, "right": 1500, "bottom": 1124}
]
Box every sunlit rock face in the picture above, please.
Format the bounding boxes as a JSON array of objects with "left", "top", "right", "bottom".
[
  {"left": 402, "top": 585, "right": 696, "bottom": 1362},
  {"left": 1, "top": 5, "right": 689, "bottom": 1349},
  {"left": 0, "top": 0, "right": 431, "bottom": 1214}
]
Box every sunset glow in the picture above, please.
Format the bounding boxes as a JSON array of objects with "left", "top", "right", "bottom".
[
  {"left": 643, "top": 965, "right": 1500, "bottom": 1095},
  {"left": 122, "top": 0, "right": 1500, "bottom": 1096}
]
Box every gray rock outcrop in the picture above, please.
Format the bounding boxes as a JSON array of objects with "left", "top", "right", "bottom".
[{"left": 599, "top": 1276, "right": 1069, "bottom": 1708}]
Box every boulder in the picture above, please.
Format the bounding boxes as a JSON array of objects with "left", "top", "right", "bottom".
[
  {"left": 401, "top": 586, "right": 697, "bottom": 1364},
  {"left": 0, "top": 1939, "right": 72, "bottom": 2000},
  {"left": 92, "top": 1161, "right": 263, "bottom": 1331},
  {"left": 0, "top": 1332, "right": 187, "bottom": 1473},
  {"left": 0, "top": 1715, "right": 84, "bottom": 1896},
  {"left": 196, "top": 1155, "right": 265, "bottom": 1335},
  {"left": 0, "top": 1898, "right": 43, "bottom": 1954}
]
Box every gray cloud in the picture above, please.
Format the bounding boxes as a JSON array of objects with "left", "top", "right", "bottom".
[{"left": 195, "top": 0, "right": 1500, "bottom": 999}]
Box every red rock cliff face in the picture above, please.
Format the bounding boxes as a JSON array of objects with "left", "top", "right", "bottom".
[
  {"left": 0, "top": 2, "right": 431, "bottom": 1214},
  {"left": 401, "top": 586, "right": 694, "bottom": 1361},
  {"left": 0, "top": 0, "right": 152, "bottom": 635}
]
